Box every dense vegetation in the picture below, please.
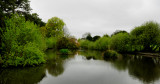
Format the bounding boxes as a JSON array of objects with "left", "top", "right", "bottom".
[
  {"left": 1, "top": 0, "right": 160, "bottom": 67},
  {"left": 0, "top": 0, "right": 78, "bottom": 67},
  {"left": 79, "top": 21, "right": 160, "bottom": 53}
]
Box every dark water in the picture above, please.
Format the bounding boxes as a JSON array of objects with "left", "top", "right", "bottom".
[{"left": 1, "top": 50, "right": 160, "bottom": 84}]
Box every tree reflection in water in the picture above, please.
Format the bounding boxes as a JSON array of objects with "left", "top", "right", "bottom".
[
  {"left": 45, "top": 49, "right": 76, "bottom": 77},
  {"left": 0, "top": 65, "right": 46, "bottom": 84},
  {"left": 104, "top": 54, "right": 160, "bottom": 84}
]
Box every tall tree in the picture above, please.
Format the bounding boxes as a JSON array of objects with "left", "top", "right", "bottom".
[
  {"left": 130, "top": 21, "right": 160, "bottom": 51},
  {"left": 0, "top": 0, "right": 31, "bottom": 55},
  {"left": 46, "top": 17, "right": 65, "bottom": 37}
]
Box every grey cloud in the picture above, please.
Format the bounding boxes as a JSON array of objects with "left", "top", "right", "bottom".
[{"left": 30, "top": 0, "right": 160, "bottom": 38}]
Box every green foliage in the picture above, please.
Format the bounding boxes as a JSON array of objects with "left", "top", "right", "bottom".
[
  {"left": 110, "top": 33, "right": 131, "bottom": 53},
  {"left": 92, "top": 35, "right": 101, "bottom": 41},
  {"left": 79, "top": 40, "right": 93, "bottom": 49},
  {"left": 46, "top": 17, "right": 65, "bottom": 37},
  {"left": 59, "top": 49, "right": 71, "bottom": 55},
  {"left": 46, "top": 37, "right": 57, "bottom": 49},
  {"left": 94, "top": 37, "right": 110, "bottom": 50},
  {"left": 111, "top": 30, "right": 128, "bottom": 37},
  {"left": 80, "top": 37, "right": 110, "bottom": 50},
  {"left": 0, "top": 55, "right": 3, "bottom": 65},
  {"left": 131, "top": 21, "right": 160, "bottom": 51},
  {"left": 21, "top": 12, "right": 46, "bottom": 27},
  {"left": 57, "top": 37, "right": 79, "bottom": 49},
  {"left": 0, "top": 0, "right": 31, "bottom": 14},
  {"left": 103, "top": 50, "right": 119, "bottom": 60},
  {"left": 1, "top": 14, "right": 46, "bottom": 67}
]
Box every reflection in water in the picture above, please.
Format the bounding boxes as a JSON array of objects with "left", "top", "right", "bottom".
[
  {"left": 78, "top": 50, "right": 103, "bottom": 60},
  {"left": 128, "top": 57, "right": 160, "bottom": 83},
  {"left": 105, "top": 54, "right": 160, "bottom": 84},
  {"left": 0, "top": 65, "right": 46, "bottom": 84},
  {"left": 1, "top": 50, "right": 160, "bottom": 84}
]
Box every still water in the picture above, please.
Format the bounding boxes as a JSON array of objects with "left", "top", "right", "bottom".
[{"left": 1, "top": 50, "right": 160, "bottom": 84}]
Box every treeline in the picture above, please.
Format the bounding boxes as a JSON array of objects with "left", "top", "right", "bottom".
[
  {"left": 0, "top": 0, "right": 79, "bottom": 67},
  {"left": 79, "top": 21, "right": 160, "bottom": 53}
]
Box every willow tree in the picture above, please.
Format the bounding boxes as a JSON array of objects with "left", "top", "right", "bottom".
[{"left": 46, "top": 17, "right": 65, "bottom": 37}]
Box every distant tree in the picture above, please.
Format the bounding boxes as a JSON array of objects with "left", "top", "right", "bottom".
[
  {"left": 82, "top": 32, "right": 92, "bottom": 41},
  {"left": 46, "top": 17, "right": 65, "bottom": 37},
  {"left": 92, "top": 35, "right": 101, "bottom": 41},
  {"left": 103, "top": 34, "right": 110, "bottom": 37},
  {"left": 111, "top": 30, "right": 128, "bottom": 37},
  {"left": 130, "top": 21, "right": 160, "bottom": 51},
  {"left": 110, "top": 33, "right": 131, "bottom": 53},
  {"left": 57, "top": 37, "right": 79, "bottom": 49},
  {"left": 86, "top": 33, "right": 92, "bottom": 41}
]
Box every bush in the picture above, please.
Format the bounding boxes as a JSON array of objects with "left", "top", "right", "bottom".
[
  {"left": 103, "top": 50, "right": 119, "bottom": 60},
  {"left": 57, "top": 37, "right": 79, "bottom": 49},
  {"left": 79, "top": 37, "right": 110, "bottom": 50},
  {"left": 59, "top": 49, "right": 71, "bottom": 55},
  {"left": 46, "top": 37, "right": 57, "bottom": 49},
  {"left": 1, "top": 14, "right": 46, "bottom": 67},
  {"left": 110, "top": 33, "right": 132, "bottom": 53},
  {"left": 94, "top": 37, "right": 110, "bottom": 50}
]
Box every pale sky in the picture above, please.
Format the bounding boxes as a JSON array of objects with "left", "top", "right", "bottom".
[{"left": 30, "top": 0, "right": 160, "bottom": 38}]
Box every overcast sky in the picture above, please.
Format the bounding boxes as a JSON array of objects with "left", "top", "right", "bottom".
[{"left": 30, "top": 0, "right": 160, "bottom": 38}]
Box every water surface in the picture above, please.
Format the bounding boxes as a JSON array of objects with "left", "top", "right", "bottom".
[{"left": 1, "top": 50, "right": 160, "bottom": 84}]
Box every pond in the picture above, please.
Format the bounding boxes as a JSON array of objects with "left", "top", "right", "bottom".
[{"left": 1, "top": 50, "right": 160, "bottom": 84}]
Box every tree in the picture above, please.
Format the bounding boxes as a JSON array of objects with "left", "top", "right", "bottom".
[
  {"left": 86, "top": 33, "right": 92, "bottom": 41},
  {"left": 19, "top": 12, "right": 46, "bottom": 27},
  {"left": 103, "top": 34, "right": 110, "bottom": 37},
  {"left": 0, "top": 0, "right": 32, "bottom": 55},
  {"left": 110, "top": 33, "right": 131, "bottom": 53},
  {"left": 130, "top": 21, "right": 160, "bottom": 51},
  {"left": 57, "top": 37, "right": 79, "bottom": 49},
  {"left": 0, "top": 0, "right": 31, "bottom": 14},
  {"left": 82, "top": 32, "right": 93, "bottom": 41},
  {"left": 111, "top": 30, "right": 128, "bottom": 37},
  {"left": 46, "top": 17, "right": 65, "bottom": 37},
  {"left": 92, "top": 35, "right": 101, "bottom": 41}
]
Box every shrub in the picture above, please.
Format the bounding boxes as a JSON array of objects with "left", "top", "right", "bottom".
[
  {"left": 94, "top": 37, "right": 110, "bottom": 50},
  {"left": 79, "top": 37, "right": 110, "bottom": 50},
  {"left": 1, "top": 14, "right": 46, "bottom": 67},
  {"left": 103, "top": 50, "right": 119, "bottom": 60},
  {"left": 46, "top": 37, "right": 57, "bottom": 49},
  {"left": 110, "top": 33, "right": 132, "bottom": 53},
  {"left": 57, "top": 37, "right": 79, "bottom": 49},
  {"left": 59, "top": 49, "right": 71, "bottom": 55}
]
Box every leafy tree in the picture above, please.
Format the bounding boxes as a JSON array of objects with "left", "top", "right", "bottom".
[
  {"left": 19, "top": 12, "right": 46, "bottom": 27},
  {"left": 82, "top": 33, "right": 92, "bottom": 41},
  {"left": 111, "top": 30, "right": 128, "bottom": 37},
  {"left": 92, "top": 35, "right": 101, "bottom": 41},
  {"left": 130, "top": 21, "right": 160, "bottom": 51},
  {"left": 103, "top": 34, "right": 110, "bottom": 37},
  {"left": 0, "top": 0, "right": 31, "bottom": 55},
  {"left": 110, "top": 33, "right": 131, "bottom": 53},
  {"left": 57, "top": 37, "right": 79, "bottom": 49},
  {"left": 0, "top": 0, "right": 31, "bottom": 14},
  {"left": 46, "top": 17, "right": 65, "bottom": 37},
  {"left": 1, "top": 14, "right": 45, "bottom": 67}
]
